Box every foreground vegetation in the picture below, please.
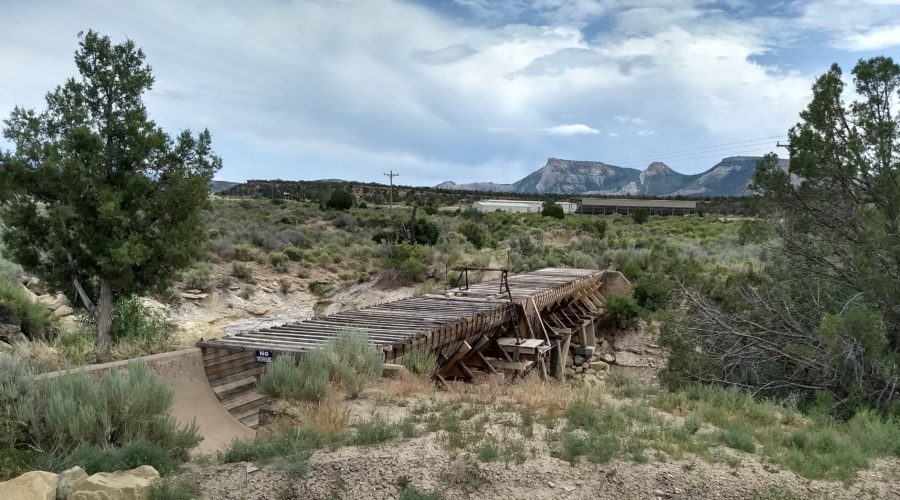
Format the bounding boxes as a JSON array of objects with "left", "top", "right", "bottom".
[
  {"left": 211, "top": 371, "right": 898, "bottom": 499},
  {"left": 0, "top": 358, "right": 199, "bottom": 481}
]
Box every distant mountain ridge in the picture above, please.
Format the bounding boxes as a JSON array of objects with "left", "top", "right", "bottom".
[
  {"left": 436, "top": 156, "right": 788, "bottom": 197},
  {"left": 209, "top": 180, "right": 239, "bottom": 193}
]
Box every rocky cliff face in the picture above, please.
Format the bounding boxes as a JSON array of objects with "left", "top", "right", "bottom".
[
  {"left": 436, "top": 156, "right": 787, "bottom": 197},
  {"left": 512, "top": 158, "right": 640, "bottom": 194},
  {"left": 434, "top": 181, "right": 513, "bottom": 192}
]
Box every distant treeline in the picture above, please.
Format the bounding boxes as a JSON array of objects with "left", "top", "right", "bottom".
[{"left": 220, "top": 179, "right": 769, "bottom": 216}]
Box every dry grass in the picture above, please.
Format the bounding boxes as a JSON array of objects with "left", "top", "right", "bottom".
[
  {"left": 15, "top": 339, "right": 65, "bottom": 373},
  {"left": 441, "top": 373, "right": 572, "bottom": 416},
  {"left": 377, "top": 373, "right": 437, "bottom": 399},
  {"left": 278, "top": 394, "right": 350, "bottom": 443},
  {"left": 507, "top": 375, "right": 572, "bottom": 416}
]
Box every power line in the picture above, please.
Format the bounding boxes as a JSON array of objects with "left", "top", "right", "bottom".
[
  {"left": 613, "top": 145, "right": 782, "bottom": 170},
  {"left": 605, "top": 134, "right": 787, "bottom": 165},
  {"left": 383, "top": 170, "right": 399, "bottom": 213}
]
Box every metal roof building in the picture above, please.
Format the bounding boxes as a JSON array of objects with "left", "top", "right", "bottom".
[
  {"left": 473, "top": 199, "right": 577, "bottom": 214},
  {"left": 575, "top": 198, "right": 697, "bottom": 216}
]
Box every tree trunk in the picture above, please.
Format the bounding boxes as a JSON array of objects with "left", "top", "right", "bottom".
[
  {"left": 96, "top": 278, "right": 113, "bottom": 356},
  {"left": 408, "top": 205, "right": 418, "bottom": 244}
]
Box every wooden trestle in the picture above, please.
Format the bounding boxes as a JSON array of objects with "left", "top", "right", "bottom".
[{"left": 197, "top": 268, "right": 612, "bottom": 427}]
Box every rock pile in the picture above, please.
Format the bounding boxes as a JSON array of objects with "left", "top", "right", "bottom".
[
  {"left": 13, "top": 275, "right": 80, "bottom": 333},
  {"left": 0, "top": 465, "right": 160, "bottom": 500},
  {"left": 565, "top": 349, "right": 611, "bottom": 387}
]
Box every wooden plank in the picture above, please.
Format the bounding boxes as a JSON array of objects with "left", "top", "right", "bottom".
[{"left": 492, "top": 361, "right": 533, "bottom": 372}]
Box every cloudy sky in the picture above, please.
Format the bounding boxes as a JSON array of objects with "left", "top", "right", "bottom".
[{"left": 2, "top": 0, "right": 899, "bottom": 185}]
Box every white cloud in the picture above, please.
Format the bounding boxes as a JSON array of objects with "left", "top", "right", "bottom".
[
  {"left": 793, "top": 0, "right": 900, "bottom": 50},
  {"left": 0, "top": 0, "right": 875, "bottom": 184},
  {"left": 840, "top": 24, "right": 900, "bottom": 50},
  {"left": 614, "top": 115, "right": 647, "bottom": 125},
  {"left": 545, "top": 124, "right": 601, "bottom": 135}
]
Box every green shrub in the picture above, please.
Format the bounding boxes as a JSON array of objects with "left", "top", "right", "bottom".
[
  {"left": 717, "top": 424, "right": 755, "bottom": 452},
  {"left": 459, "top": 221, "right": 489, "bottom": 249},
  {"left": 257, "top": 355, "right": 301, "bottom": 400},
  {"left": 415, "top": 218, "right": 441, "bottom": 246},
  {"left": 477, "top": 440, "right": 499, "bottom": 461},
  {"left": 353, "top": 415, "right": 397, "bottom": 446},
  {"left": 0, "top": 259, "right": 23, "bottom": 283},
  {"left": 257, "top": 351, "right": 331, "bottom": 402},
  {"left": 326, "top": 189, "right": 354, "bottom": 210},
  {"left": 0, "top": 280, "right": 54, "bottom": 338},
  {"left": 183, "top": 267, "right": 212, "bottom": 292},
  {"left": 541, "top": 201, "right": 565, "bottom": 219},
  {"left": 2, "top": 360, "right": 200, "bottom": 479},
  {"left": 233, "top": 244, "right": 256, "bottom": 261},
  {"left": 148, "top": 477, "right": 202, "bottom": 500},
  {"left": 565, "top": 395, "right": 601, "bottom": 430},
  {"left": 387, "top": 243, "right": 427, "bottom": 280},
  {"left": 283, "top": 245, "right": 304, "bottom": 262},
  {"left": 565, "top": 250, "right": 597, "bottom": 269},
  {"left": 309, "top": 281, "right": 332, "bottom": 296},
  {"left": 110, "top": 296, "right": 173, "bottom": 348},
  {"left": 231, "top": 262, "right": 253, "bottom": 282},
  {"left": 330, "top": 330, "right": 383, "bottom": 398},
  {"left": 295, "top": 349, "right": 332, "bottom": 401},
  {"left": 220, "top": 427, "right": 317, "bottom": 472},
  {"left": 68, "top": 438, "right": 177, "bottom": 476},
  {"left": 630, "top": 208, "right": 649, "bottom": 224},
  {"left": 0, "top": 355, "right": 30, "bottom": 458},
  {"left": 399, "top": 345, "right": 437, "bottom": 377},
  {"left": 737, "top": 219, "right": 771, "bottom": 244},
  {"left": 396, "top": 475, "right": 441, "bottom": 500},
  {"left": 605, "top": 294, "right": 640, "bottom": 329},
  {"left": 683, "top": 412, "right": 702, "bottom": 434},
  {"left": 633, "top": 272, "right": 674, "bottom": 311},
  {"left": 372, "top": 229, "right": 400, "bottom": 244},
  {"left": 269, "top": 251, "right": 289, "bottom": 268}
]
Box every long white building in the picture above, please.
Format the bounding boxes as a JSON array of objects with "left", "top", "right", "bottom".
[{"left": 472, "top": 199, "right": 577, "bottom": 214}]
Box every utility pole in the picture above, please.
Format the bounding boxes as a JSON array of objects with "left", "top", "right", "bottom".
[{"left": 383, "top": 170, "right": 399, "bottom": 214}]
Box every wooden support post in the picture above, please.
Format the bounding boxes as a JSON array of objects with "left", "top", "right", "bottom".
[
  {"left": 585, "top": 319, "right": 596, "bottom": 348},
  {"left": 560, "top": 333, "right": 572, "bottom": 372}
]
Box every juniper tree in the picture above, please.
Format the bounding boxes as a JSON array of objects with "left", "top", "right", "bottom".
[
  {"left": 753, "top": 57, "right": 900, "bottom": 348},
  {"left": 665, "top": 57, "right": 900, "bottom": 414},
  {"left": 0, "top": 31, "right": 221, "bottom": 354}
]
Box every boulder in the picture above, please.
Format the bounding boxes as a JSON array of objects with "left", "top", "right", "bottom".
[
  {"left": 138, "top": 297, "right": 168, "bottom": 314},
  {"left": 53, "top": 305, "right": 74, "bottom": 318},
  {"left": 67, "top": 465, "right": 160, "bottom": 500},
  {"left": 590, "top": 360, "right": 609, "bottom": 372},
  {"left": 382, "top": 363, "right": 410, "bottom": 378},
  {"left": 180, "top": 292, "right": 208, "bottom": 300},
  {"left": 0, "top": 324, "right": 28, "bottom": 345},
  {"left": 0, "top": 471, "right": 59, "bottom": 500},
  {"left": 0, "top": 322, "right": 22, "bottom": 340},
  {"left": 56, "top": 466, "right": 88, "bottom": 500},
  {"left": 600, "top": 352, "right": 615, "bottom": 364},
  {"left": 37, "top": 293, "right": 68, "bottom": 311},
  {"left": 25, "top": 276, "right": 45, "bottom": 294},
  {"left": 19, "top": 283, "right": 40, "bottom": 302}
]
